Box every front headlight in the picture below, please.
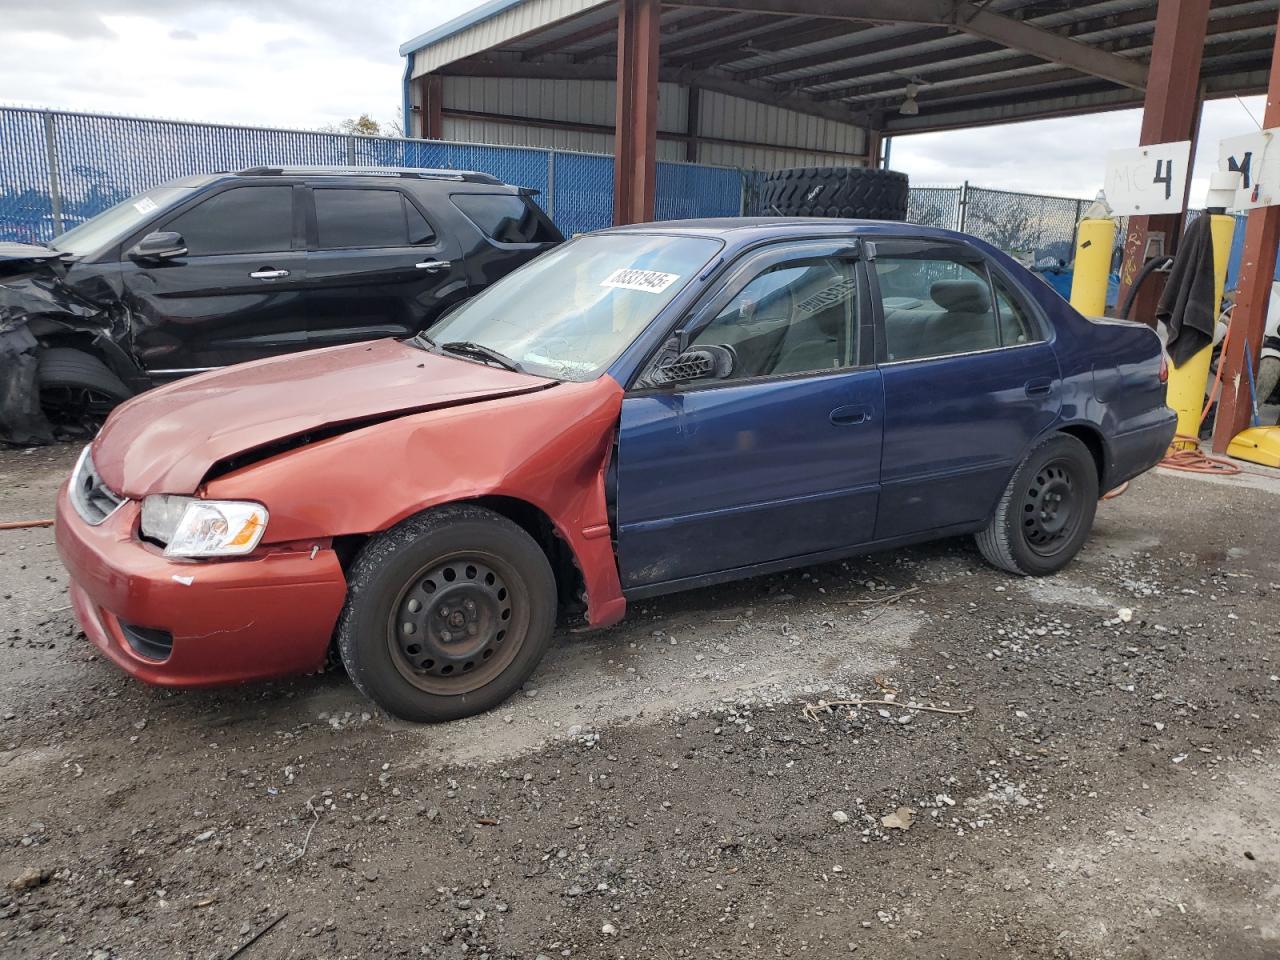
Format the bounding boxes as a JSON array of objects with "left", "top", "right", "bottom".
[{"left": 141, "top": 495, "right": 269, "bottom": 558}]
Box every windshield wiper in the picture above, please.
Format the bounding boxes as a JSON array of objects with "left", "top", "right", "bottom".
[
  {"left": 408, "top": 331, "right": 438, "bottom": 352},
  {"left": 440, "top": 340, "right": 524, "bottom": 373}
]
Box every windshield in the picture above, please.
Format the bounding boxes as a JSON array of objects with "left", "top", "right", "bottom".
[
  {"left": 50, "top": 183, "right": 197, "bottom": 257},
  {"left": 426, "top": 233, "right": 723, "bottom": 381}
]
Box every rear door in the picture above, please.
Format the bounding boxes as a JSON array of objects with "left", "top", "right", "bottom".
[
  {"left": 615, "top": 241, "right": 883, "bottom": 591},
  {"left": 121, "top": 183, "right": 307, "bottom": 371},
  {"left": 869, "top": 238, "right": 1061, "bottom": 541},
  {"left": 302, "top": 183, "right": 467, "bottom": 347}
]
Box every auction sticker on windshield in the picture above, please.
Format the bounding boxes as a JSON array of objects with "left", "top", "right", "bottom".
[{"left": 601, "top": 268, "right": 680, "bottom": 294}]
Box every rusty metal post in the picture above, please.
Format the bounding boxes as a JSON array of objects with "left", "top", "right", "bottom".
[
  {"left": 421, "top": 75, "right": 444, "bottom": 140},
  {"left": 1114, "top": 0, "right": 1210, "bottom": 326},
  {"left": 1212, "top": 13, "right": 1280, "bottom": 453},
  {"left": 613, "top": 0, "right": 661, "bottom": 225}
]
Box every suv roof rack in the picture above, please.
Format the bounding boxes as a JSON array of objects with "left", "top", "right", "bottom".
[{"left": 235, "top": 165, "right": 504, "bottom": 185}]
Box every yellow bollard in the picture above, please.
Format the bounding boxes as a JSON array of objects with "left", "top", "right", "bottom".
[
  {"left": 1069, "top": 210, "right": 1116, "bottom": 318},
  {"left": 1165, "top": 212, "right": 1234, "bottom": 438}
]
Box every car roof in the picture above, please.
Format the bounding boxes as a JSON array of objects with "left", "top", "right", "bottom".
[
  {"left": 603, "top": 217, "right": 969, "bottom": 245},
  {"left": 165, "top": 168, "right": 517, "bottom": 191}
]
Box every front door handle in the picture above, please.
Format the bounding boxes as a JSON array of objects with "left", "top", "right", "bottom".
[
  {"left": 415, "top": 260, "right": 452, "bottom": 271},
  {"left": 249, "top": 268, "right": 289, "bottom": 280},
  {"left": 830, "top": 404, "right": 871, "bottom": 426},
  {"left": 1025, "top": 377, "right": 1054, "bottom": 398}
]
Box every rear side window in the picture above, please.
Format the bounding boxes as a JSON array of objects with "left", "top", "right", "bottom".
[
  {"left": 314, "top": 188, "right": 435, "bottom": 249},
  {"left": 992, "top": 272, "right": 1040, "bottom": 345},
  {"left": 873, "top": 242, "right": 1001, "bottom": 362},
  {"left": 166, "top": 186, "right": 293, "bottom": 256},
  {"left": 452, "top": 193, "right": 557, "bottom": 244}
]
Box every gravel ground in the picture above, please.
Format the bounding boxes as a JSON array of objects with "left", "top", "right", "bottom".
[{"left": 1, "top": 443, "right": 1277, "bottom": 960}]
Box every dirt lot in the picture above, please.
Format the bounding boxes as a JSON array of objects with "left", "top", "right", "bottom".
[{"left": 0, "top": 443, "right": 1277, "bottom": 960}]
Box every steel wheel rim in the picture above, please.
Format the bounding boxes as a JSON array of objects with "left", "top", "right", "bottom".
[
  {"left": 386, "top": 550, "right": 528, "bottom": 695},
  {"left": 1020, "top": 458, "right": 1081, "bottom": 557}
]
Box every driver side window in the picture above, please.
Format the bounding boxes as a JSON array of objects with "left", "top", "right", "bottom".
[{"left": 689, "top": 257, "right": 860, "bottom": 381}]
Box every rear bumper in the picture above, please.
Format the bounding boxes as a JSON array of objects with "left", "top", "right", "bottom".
[
  {"left": 55, "top": 482, "right": 347, "bottom": 688},
  {"left": 1109, "top": 408, "right": 1177, "bottom": 487}
]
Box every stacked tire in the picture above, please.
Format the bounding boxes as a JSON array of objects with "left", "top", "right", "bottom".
[{"left": 756, "top": 166, "right": 910, "bottom": 222}]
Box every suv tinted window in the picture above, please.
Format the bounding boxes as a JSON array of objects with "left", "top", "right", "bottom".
[
  {"left": 315, "top": 188, "right": 433, "bottom": 249},
  {"left": 452, "top": 193, "right": 557, "bottom": 243},
  {"left": 167, "top": 186, "right": 293, "bottom": 256},
  {"left": 873, "top": 245, "right": 1000, "bottom": 361}
]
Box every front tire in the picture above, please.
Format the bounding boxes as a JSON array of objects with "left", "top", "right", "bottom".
[
  {"left": 975, "top": 433, "right": 1099, "bottom": 576},
  {"left": 38, "top": 347, "right": 133, "bottom": 436},
  {"left": 336, "top": 505, "right": 557, "bottom": 722}
]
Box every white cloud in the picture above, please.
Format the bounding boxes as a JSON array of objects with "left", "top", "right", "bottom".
[{"left": 0, "top": 0, "right": 480, "bottom": 131}]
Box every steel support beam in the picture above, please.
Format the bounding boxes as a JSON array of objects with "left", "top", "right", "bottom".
[
  {"left": 614, "top": 0, "right": 661, "bottom": 225},
  {"left": 685, "top": 84, "right": 701, "bottom": 163},
  {"left": 1212, "top": 10, "right": 1280, "bottom": 453},
  {"left": 420, "top": 75, "right": 444, "bottom": 140},
  {"left": 670, "top": 0, "right": 1149, "bottom": 89},
  {"left": 1114, "top": 0, "right": 1211, "bottom": 329}
]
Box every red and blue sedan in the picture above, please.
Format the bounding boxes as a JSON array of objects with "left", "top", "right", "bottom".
[{"left": 56, "top": 219, "right": 1176, "bottom": 721}]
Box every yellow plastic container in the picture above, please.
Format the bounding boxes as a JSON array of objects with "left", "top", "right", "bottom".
[{"left": 1227, "top": 426, "right": 1280, "bottom": 468}]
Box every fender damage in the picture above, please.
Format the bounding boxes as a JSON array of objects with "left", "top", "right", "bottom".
[{"left": 201, "top": 373, "right": 629, "bottom": 629}]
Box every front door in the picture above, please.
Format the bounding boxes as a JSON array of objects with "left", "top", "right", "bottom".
[
  {"left": 616, "top": 242, "right": 883, "bottom": 591},
  {"left": 868, "top": 238, "right": 1062, "bottom": 540},
  {"left": 303, "top": 185, "right": 468, "bottom": 347},
  {"left": 122, "top": 183, "right": 307, "bottom": 372}
]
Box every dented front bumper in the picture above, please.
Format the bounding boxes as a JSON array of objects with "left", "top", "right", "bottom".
[{"left": 54, "top": 482, "right": 348, "bottom": 687}]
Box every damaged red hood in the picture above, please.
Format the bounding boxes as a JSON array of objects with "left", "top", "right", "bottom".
[{"left": 93, "top": 339, "right": 552, "bottom": 497}]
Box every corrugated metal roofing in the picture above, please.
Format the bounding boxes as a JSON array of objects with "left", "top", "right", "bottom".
[{"left": 402, "top": 0, "right": 1278, "bottom": 141}]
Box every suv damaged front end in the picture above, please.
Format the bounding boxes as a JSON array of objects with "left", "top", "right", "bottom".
[{"left": 0, "top": 244, "right": 123, "bottom": 445}]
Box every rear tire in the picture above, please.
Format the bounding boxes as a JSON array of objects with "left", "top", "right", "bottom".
[
  {"left": 38, "top": 347, "right": 132, "bottom": 436},
  {"left": 336, "top": 505, "right": 557, "bottom": 723},
  {"left": 756, "top": 166, "right": 910, "bottom": 221},
  {"left": 975, "top": 433, "right": 1099, "bottom": 576}
]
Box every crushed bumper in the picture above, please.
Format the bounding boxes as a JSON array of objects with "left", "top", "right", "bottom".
[{"left": 55, "top": 482, "right": 347, "bottom": 687}]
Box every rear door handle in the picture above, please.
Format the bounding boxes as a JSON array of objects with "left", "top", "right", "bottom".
[
  {"left": 415, "top": 260, "right": 452, "bottom": 271},
  {"left": 830, "top": 404, "right": 871, "bottom": 426},
  {"left": 1025, "top": 377, "right": 1053, "bottom": 398},
  {"left": 249, "top": 268, "right": 289, "bottom": 280}
]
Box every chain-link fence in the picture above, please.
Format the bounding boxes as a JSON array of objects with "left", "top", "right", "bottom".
[
  {"left": 907, "top": 183, "right": 1090, "bottom": 266},
  {"left": 0, "top": 106, "right": 744, "bottom": 243},
  {"left": 907, "top": 186, "right": 964, "bottom": 231},
  {"left": 2, "top": 107, "right": 1100, "bottom": 261}
]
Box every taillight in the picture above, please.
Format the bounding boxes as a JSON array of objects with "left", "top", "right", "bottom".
[{"left": 1158, "top": 353, "right": 1169, "bottom": 384}]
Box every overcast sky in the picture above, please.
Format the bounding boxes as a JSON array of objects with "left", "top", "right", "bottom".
[{"left": 0, "top": 0, "right": 1266, "bottom": 202}]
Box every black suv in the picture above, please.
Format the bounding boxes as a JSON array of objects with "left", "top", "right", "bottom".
[{"left": 1, "top": 166, "right": 561, "bottom": 438}]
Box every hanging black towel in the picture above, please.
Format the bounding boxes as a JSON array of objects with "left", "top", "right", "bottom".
[{"left": 1156, "top": 213, "right": 1217, "bottom": 367}]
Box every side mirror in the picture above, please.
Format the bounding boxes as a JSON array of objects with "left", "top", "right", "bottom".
[
  {"left": 127, "top": 231, "right": 187, "bottom": 263},
  {"left": 650, "top": 344, "right": 735, "bottom": 386}
]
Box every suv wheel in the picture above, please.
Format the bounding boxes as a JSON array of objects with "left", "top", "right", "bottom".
[{"left": 38, "top": 348, "right": 133, "bottom": 436}]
